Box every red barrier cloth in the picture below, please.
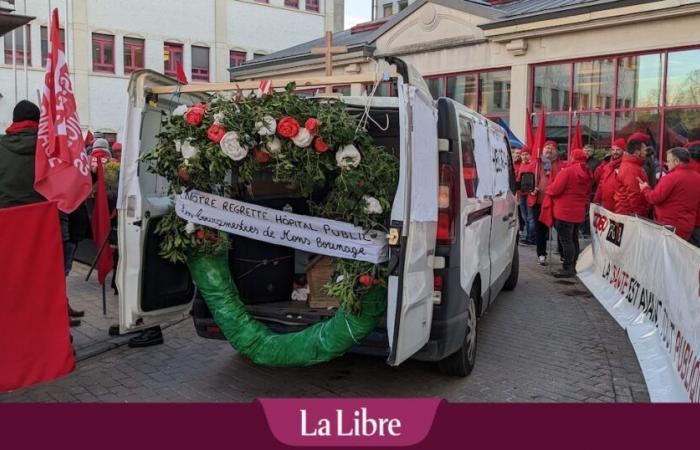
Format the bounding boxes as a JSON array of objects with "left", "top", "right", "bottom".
[{"left": 0, "top": 202, "right": 75, "bottom": 392}]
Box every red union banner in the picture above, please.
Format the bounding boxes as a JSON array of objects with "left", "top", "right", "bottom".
[
  {"left": 34, "top": 8, "right": 92, "bottom": 214},
  {"left": 578, "top": 205, "right": 700, "bottom": 402}
]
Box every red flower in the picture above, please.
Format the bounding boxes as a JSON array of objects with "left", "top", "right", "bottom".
[
  {"left": 358, "top": 275, "right": 374, "bottom": 287},
  {"left": 358, "top": 180, "right": 366, "bottom": 188},
  {"left": 206, "top": 232, "right": 219, "bottom": 243},
  {"left": 184, "top": 103, "right": 207, "bottom": 126},
  {"left": 178, "top": 167, "right": 190, "bottom": 183},
  {"left": 196, "top": 229, "right": 206, "bottom": 240},
  {"left": 207, "top": 123, "right": 226, "bottom": 143},
  {"left": 277, "top": 116, "right": 300, "bottom": 138},
  {"left": 253, "top": 148, "right": 271, "bottom": 164},
  {"left": 305, "top": 118, "right": 320, "bottom": 135},
  {"left": 313, "top": 137, "right": 329, "bottom": 153}
]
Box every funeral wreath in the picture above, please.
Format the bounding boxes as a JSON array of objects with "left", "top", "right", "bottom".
[{"left": 143, "top": 83, "right": 399, "bottom": 313}]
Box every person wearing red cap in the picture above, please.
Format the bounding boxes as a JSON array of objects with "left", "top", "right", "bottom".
[
  {"left": 530, "top": 141, "right": 562, "bottom": 264},
  {"left": 593, "top": 139, "right": 625, "bottom": 211},
  {"left": 546, "top": 149, "right": 594, "bottom": 278},
  {"left": 638, "top": 147, "right": 700, "bottom": 243},
  {"left": 614, "top": 133, "right": 651, "bottom": 216}
]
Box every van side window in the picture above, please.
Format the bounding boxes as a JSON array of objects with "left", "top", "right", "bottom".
[{"left": 459, "top": 116, "right": 478, "bottom": 198}]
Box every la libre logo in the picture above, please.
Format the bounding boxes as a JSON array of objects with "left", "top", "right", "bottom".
[{"left": 300, "top": 407, "right": 402, "bottom": 438}]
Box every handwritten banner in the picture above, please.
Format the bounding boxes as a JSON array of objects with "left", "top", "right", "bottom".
[{"left": 176, "top": 190, "right": 388, "bottom": 264}]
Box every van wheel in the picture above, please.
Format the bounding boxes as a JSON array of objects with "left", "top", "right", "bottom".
[
  {"left": 438, "top": 291, "right": 477, "bottom": 377},
  {"left": 503, "top": 245, "right": 519, "bottom": 291}
]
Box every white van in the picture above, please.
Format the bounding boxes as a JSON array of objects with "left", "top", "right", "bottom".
[{"left": 116, "top": 60, "right": 519, "bottom": 377}]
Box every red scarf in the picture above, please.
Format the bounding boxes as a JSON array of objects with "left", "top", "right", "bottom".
[{"left": 5, "top": 120, "right": 39, "bottom": 134}]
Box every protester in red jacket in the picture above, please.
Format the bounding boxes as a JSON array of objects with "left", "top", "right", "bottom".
[
  {"left": 684, "top": 141, "right": 700, "bottom": 247},
  {"left": 638, "top": 147, "right": 700, "bottom": 241},
  {"left": 594, "top": 138, "right": 625, "bottom": 185},
  {"left": 530, "top": 141, "right": 562, "bottom": 265},
  {"left": 517, "top": 148, "right": 537, "bottom": 245},
  {"left": 614, "top": 133, "right": 650, "bottom": 216},
  {"left": 546, "top": 149, "right": 594, "bottom": 278},
  {"left": 593, "top": 140, "right": 625, "bottom": 211}
]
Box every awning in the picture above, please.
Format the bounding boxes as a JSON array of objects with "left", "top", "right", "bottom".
[{"left": 0, "top": 11, "right": 34, "bottom": 36}]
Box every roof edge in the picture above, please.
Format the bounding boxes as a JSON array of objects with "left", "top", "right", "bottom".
[{"left": 479, "top": 0, "right": 661, "bottom": 30}]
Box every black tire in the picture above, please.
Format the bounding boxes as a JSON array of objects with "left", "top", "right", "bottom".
[
  {"left": 503, "top": 244, "right": 519, "bottom": 291},
  {"left": 438, "top": 290, "right": 478, "bottom": 377}
]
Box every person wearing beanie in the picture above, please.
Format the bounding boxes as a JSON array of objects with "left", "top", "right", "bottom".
[
  {"left": 517, "top": 147, "right": 536, "bottom": 245},
  {"left": 638, "top": 148, "right": 700, "bottom": 244},
  {"left": 530, "top": 141, "right": 562, "bottom": 265},
  {"left": 0, "top": 101, "right": 43, "bottom": 208},
  {"left": 593, "top": 139, "right": 625, "bottom": 212},
  {"left": 545, "top": 149, "right": 594, "bottom": 277},
  {"left": 614, "top": 133, "right": 651, "bottom": 216}
]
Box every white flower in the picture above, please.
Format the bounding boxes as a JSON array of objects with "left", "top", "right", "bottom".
[
  {"left": 220, "top": 131, "right": 248, "bottom": 161},
  {"left": 255, "top": 116, "right": 277, "bottom": 136},
  {"left": 213, "top": 112, "right": 225, "bottom": 124},
  {"left": 185, "top": 222, "right": 196, "bottom": 234},
  {"left": 173, "top": 104, "right": 188, "bottom": 116},
  {"left": 292, "top": 128, "right": 314, "bottom": 148},
  {"left": 336, "top": 144, "right": 362, "bottom": 169},
  {"left": 363, "top": 196, "right": 383, "bottom": 215},
  {"left": 180, "top": 140, "right": 198, "bottom": 161},
  {"left": 266, "top": 136, "right": 283, "bottom": 155}
]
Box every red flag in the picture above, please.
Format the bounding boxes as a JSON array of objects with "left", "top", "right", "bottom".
[
  {"left": 533, "top": 107, "right": 547, "bottom": 161},
  {"left": 257, "top": 79, "right": 272, "bottom": 98},
  {"left": 0, "top": 202, "right": 75, "bottom": 392},
  {"left": 84, "top": 130, "right": 94, "bottom": 146},
  {"left": 525, "top": 109, "right": 535, "bottom": 147},
  {"left": 570, "top": 117, "right": 583, "bottom": 160},
  {"left": 35, "top": 9, "right": 92, "bottom": 214},
  {"left": 91, "top": 160, "right": 114, "bottom": 285},
  {"left": 175, "top": 61, "right": 188, "bottom": 85}
]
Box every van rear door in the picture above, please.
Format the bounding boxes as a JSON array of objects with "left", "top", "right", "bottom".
[
  {"left": 387, "top": 83, "right": 439, "bottom": 366},
  {"left": 116, "top": 71, "right": 207, "bottom": 333}
]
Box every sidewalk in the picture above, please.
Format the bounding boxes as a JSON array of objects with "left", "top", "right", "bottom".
[{"left": 66, "top": 263, "right": 133, "bottom": 359}]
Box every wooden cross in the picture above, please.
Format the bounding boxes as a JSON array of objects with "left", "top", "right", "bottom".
[{"left": 311, "top": 31, "right": 348, "bottom": 95}]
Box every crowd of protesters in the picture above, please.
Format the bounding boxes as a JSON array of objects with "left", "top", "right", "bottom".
[{"left": 513, "top": 132, "right": 700, "bottom": 278}]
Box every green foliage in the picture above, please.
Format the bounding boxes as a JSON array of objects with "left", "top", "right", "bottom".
[{"left": 143, "top": 83, "right": 399, "bottom": 311}]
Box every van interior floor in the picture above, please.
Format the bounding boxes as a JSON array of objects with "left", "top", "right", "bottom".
[{"left": 245, "top": 301, "right": 338, "bottom": 327}]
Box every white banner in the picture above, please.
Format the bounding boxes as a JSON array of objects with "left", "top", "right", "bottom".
[
  {"left": 577, "top": 205, "right": 700, "bottom": 402},
  {"left": 176, "top": 190, "right": 388, "bottom": 264}
]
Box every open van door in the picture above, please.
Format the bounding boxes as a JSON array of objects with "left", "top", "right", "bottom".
[
  {"left": 387, "top": 83, "right": 439, "bottom": 366},
  {"left": 116, "top": 71, "right": 207, "bottom": 333}
]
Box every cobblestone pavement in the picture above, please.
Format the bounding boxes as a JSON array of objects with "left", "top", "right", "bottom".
[{"left": 1, "top": 245, "right": 649, "bottom": 403}]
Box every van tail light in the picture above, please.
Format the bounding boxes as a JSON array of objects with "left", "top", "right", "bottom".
[
  {"left": 434, "top": 275, "right": 444, "bottom": 292},
  {"left": 436, "top": 164, "right": 455, "bottom": 245}
]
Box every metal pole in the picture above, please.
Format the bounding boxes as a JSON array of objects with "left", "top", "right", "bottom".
[{"left": 23, "top": 0, "right": 28, "bottom": 100}]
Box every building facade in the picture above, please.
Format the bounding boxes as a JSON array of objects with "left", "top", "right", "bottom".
[
  {"left": 0, "top": 0, "right": 344, "bottom": 141},
  {"left": 232, "top": 0, "right": 700, "bottom": 159}
]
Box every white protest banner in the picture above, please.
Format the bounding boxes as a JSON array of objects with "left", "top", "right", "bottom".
[
  {"left": 577, "top": 205, "right": 700, "bottom": 402},
  {"left": 176, "top": 190, "right": 388, "bottom": 264}
]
